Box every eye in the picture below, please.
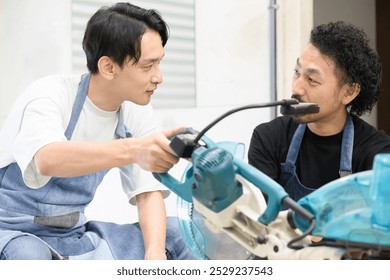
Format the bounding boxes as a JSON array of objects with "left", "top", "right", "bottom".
[
  {"left": 308, "top": 77, "right": 318, "bottom": 84},
  {"left": 293, "top": 68, "right": 301, "bottom": 77}
]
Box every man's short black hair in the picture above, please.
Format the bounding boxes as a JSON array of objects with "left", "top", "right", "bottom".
[{"left": 82, "top": 2, "right": 169, "bottom": 74}]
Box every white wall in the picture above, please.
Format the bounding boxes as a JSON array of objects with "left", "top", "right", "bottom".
[
  {"left": 276, "top": 0, "right": 313, "bottom": 104},
  {"left": 195, "top": 0, "right": 271, "bottom": 107},
  {"left": 0, "top": 0, "right": 72, "bottom": 126}
]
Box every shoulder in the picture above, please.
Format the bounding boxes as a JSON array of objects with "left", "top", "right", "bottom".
[
  {"left": 25, "top": 74, "right": 79, "bottom": 93},
  {"left": 253, "top": 116, "right": 298, "bottom": 139},
  {"left": 19, "top": 74, "right": 80, "bottom": 106},
  {"left": 254, "top": 115, "right": 297, "bottom": 129},
  {"left": 250, "top": 116, "right": 298, "bottom": 156},
  {"left": 353, "top": 115, "right": 390, "bottom": 143},
  {"left": 4, "top": 74, "right": 80, "bottom": 122},
  {"left": 21, "top": 74, "right": 81, "bottom": 115},
  {"left": 352, "top": 115, "right": 390, "bottom": 168}
]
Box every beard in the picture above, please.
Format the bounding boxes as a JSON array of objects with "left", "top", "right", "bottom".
[
  {"left": 290, "top": 95, "right": 318, "bottom": 124},
  {"left": 293, "top": 114, "right": 316, "bottom": 124}
]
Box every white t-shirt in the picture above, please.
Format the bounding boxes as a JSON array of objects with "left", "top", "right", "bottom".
[{"left": 0, "top": 74, "right": 169, "bottom": 205}]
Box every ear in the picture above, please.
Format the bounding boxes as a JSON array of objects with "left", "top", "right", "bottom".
[
  {"left": 342, "top": 83, "right": 361, "bottom": 105},
  {"left": 97, "top": 56, "right": 115, "bottom": 80}
]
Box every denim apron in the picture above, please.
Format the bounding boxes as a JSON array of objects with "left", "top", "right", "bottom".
[
  {"left": 279, "top": 115, "right": 354, "bottom": 202},
  {"left": 0, "top": 73, "right": 189, "bottom": 260}
]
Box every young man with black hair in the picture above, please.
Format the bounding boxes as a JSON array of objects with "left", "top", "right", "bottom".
[{"left": 0, "top": 2, "right": 193, "bottom": 260}]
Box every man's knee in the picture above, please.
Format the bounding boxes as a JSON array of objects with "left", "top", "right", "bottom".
[
  {"left": 166, "top": 217, "right": 195, "bottom": 260},
  {"left": 1, "top": 235, "right": 52, "bottom": 260}
]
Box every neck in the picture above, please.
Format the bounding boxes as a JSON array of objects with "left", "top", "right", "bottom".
[
  {"left": 307, "top": 111, "right": 348, "bottom": 136},
  {"left": 87, "top": 74, "right": 121, "bottom": 111}
]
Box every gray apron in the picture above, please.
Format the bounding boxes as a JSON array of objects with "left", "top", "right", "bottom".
[
  {"left": 0, "top": 73, "right": 190, "bottom": 260},
  {"left": 279, "top": 115, "right": 354, "bottom": 202}
]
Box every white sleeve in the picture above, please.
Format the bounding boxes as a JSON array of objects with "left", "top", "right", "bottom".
[
  {"left": 13, "top": 97, "right": 67, "bottom": 188},
  {"left": 119, "top": 164, "right": 170, "bottom": 205},
  {"left": 119, "top": 103, "right": 171, "bottom": 204}
]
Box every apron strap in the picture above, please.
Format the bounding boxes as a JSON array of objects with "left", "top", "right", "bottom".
[
  {"left": 286, "top": 124, "right": 306, "bottom": 164},
  {"left": 64, "top": 73, "right": 90, "bottom": 140},
  {"left": 64, "top": 73, "right": 133, "bottom": 140},
  {"left": 115, "top": 106, "right": 133, "bottom": 139},
  {"left": 339, "top": 114, "right": 354, "bottom": 177}
]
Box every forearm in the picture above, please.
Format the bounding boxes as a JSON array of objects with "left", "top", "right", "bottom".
[
  {"left": 34, "top": 129, "right": 180, "bottom": 177},
  {"left": 136, "top": 191, "right": 167, "bottom": 260},
  {"left": 34, "top": 139, "right": 137, "bottom": 177}
]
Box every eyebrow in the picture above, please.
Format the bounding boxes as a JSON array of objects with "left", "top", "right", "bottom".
[
  {"left": 296, "top": 58, "right": 322, "bottom": 76},
  {"left": 140, "top": 54, "right": 165, "bottom": 65}
]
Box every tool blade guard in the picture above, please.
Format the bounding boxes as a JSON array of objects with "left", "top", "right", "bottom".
[{"left": 294, "top": 153, "right": 390, "bottom": 252}]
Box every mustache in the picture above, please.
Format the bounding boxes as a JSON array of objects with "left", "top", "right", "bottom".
[{"left": 291, "top": 95, "right": 304, "bottom": 103}]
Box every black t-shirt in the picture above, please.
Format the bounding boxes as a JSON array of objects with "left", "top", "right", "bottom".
[{"left": 248, "top": 115, "right": 390, "bottom": 190}]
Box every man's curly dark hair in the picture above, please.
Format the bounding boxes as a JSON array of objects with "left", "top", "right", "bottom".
[{"left": 310, "top": 21, "right": 382, "bottom": 116}]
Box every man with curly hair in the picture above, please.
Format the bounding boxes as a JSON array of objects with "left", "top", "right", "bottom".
[{"left": 248, "top": 21, "right": 390, "bottom": 202}]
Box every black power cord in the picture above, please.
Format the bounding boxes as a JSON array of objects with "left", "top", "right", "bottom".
[{"left": 193, "top": 98, "right": 300, "bottom": 144}]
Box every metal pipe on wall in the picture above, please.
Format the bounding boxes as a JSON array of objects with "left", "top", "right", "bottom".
[{"left": 269, "top": 0, "right": 278, "bottom": 119}]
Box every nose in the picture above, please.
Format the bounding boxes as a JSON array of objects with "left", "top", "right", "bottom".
[
  {"left": 152, "top": 67, "right": 163, "bottom": 85},
  {"left": 291, "top": 74, "right": 305, "bottom": 99}
]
